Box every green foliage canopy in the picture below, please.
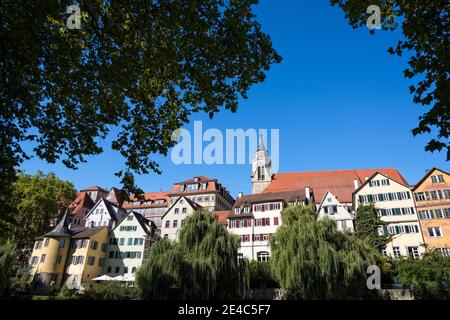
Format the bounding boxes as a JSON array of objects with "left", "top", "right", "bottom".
[
  {"left": 3, "top": 171, "right": 76, "bottom": 250},
  {"left": 395, "top": 251, "right": 450, "bottom": 300},
  {"left": 0, "top": 0, "right": 281, "bottom": 196},
  {"left": 270, "top": 205, "right": 378, "bottom": 299}
]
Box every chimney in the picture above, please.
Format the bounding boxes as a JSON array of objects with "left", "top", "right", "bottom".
[
  {"left": 237, "top": 192, "right": 243, "bottom": 198},
  {"left": 305, "top": 186, "right": 311, "bottom": 199},
  {"left": 354, "top": 179, "right": 359, "bottom": 190}
]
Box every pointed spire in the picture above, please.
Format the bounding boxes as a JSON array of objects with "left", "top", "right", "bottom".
[
  {"left": 257, "top": 130, "right": 267, "bottom": 153},
  {"left": 45, "top": 209, "right": 72, "bottom": 238}
]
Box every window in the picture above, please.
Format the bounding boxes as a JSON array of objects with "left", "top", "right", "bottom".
[
  {"left": 408, "top": 247, "right": 420, "bottom": 260},
  {"left": 98, "top": 258, "right": 105, "bottom": 267},
  {"left": 128, "top": 238, "right": 133, "bottom": 245},
  {"left": 202, "top": 183, "right": 208, "bottom": 190},
  {"left": 40, "top": 254, "right": 46, "bottom": 263},
  {"left": 257, "top": 166, "right": 265, "bottom": 181},
  {"left": 127, "top": 215, "right": 134, "bottom": 221},
  {"left": 164, "top": 234, "right": 169, "bottom": 239},
  {"left": 393, "top": 247, "right": 401, "bottom": 258},
  {"left": 124, "top": 267, "right": 129, "bottom": 274},
  {"left": 30, "top": 256, "right": 38, "bottom": 266},
  {"left": 115, "top": 267, "right": 120, "bottom": 274},
  {"left": 181, "top": 220, "right": 185, "bottom": 226},
  {"left": 274, "top": 217, "right": 279, "bottom": 226},
  {"left": 56, "top": 255, "right": 62, "bottom": 264},
  {"left": 175, "top": 208, "right": 179, "bottom": 214},
  {"left": 87, "top": 256, "right": 95, "bottom": 266},
  {"left": 90, "top": 241, "right": 98, "bottom": 250},
  {"left": 165, "top": 220, "right": 170, "bottom": 228},
  {"left": 237, "top": 253, "right": 244, "bottom": 264},
  {"left": 431, "top": 175, "right": 445, "bottom": 183},
  {"left": 182, "top": 208, "right": 187, "bottom": 214},
  {"left": 235, "top": 208, "right": 241, "bottom": 214},
  {"left": 109, "top": 251, "right": 115, "bottom": 259},
  {"left": 257, "top": 251, "right": 270, "bottom": 262},
  {"left": 132, "top": 267, "right": 137, "bottom": 274},
  {"left": 107, "top": 267, "right": 112, "bottom": 273},
  {"left": 243, "top": 206, "right": 250, "bottom": 213},
  {"left": 101, "top": 243, "right": 107, "bottom": 252},
  {"left": 44, "top": 238, "right": 50, "bottom": 247},
  {"left": 59, "top": 239, "right": 65, "bottom": 248},
  {"left": 381, "top": 248, "right": 388, "bottom": 257},
  {"left": 436, "top": 248, "right": 449, "bottom": 257},
  {"left": 428, "top": 227, "right": 443, "bottom": 238},
  {"left": 419, "top": 210, "right": 432, "bottom": 220},
  {"left": 173, "top": 220, "right": 178, "bottom": 228},
  {"left": 180, "top": 185, "right": 185, "bottom": 192}
]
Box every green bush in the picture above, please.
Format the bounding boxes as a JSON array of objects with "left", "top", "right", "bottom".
[{"left": 57, "top": 282, "right": 138, "bottom": 300}]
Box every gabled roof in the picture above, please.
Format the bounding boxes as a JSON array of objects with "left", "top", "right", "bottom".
[
  {"left": 106, "top": 187, "right": 124, "bottom": 206},
  {"left": 353, "top": 171, "right": 410, "bottom": 195},
  {"left": 264, "top": 168, "right": 408, "bottom": 203},
  {"left": 412, "top": 167, "right": 450, "bottom": 191},
  {"left": 161, "top": 196, "right": 203, "bottom": 220},
  {"left": 69, "top": 192, "right": 95, "bottom": 216},
  {"left": 84, "top": 198, "right": 125, "bottom": 222},
  {"left": 115, "top": 211, "right": 156, "bottom": 235}
]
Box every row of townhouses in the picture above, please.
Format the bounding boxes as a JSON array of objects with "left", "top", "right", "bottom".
[{"left": 28, "top": 136, "right": 450, "bottom": 291}]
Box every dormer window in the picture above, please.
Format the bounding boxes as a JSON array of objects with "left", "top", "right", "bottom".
[
  {"left": 243, "top": 206, "right": 250, "bottom": 213},
  {"left": 194, "top": 177, "right": 199, "bottom": 182},
  {"left": 235, "top": 208, "right": 241, "bottom": 214},
  {"left": 202, "top": 182, "right": 208, "bottom": 190},
  {"left": 187, "top": 184, "right": 199, "bottom": 191},
  {"left": 180, "top": 185, "right": 185, "bottom": 192}
]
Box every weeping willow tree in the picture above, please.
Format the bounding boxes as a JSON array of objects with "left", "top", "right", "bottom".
[
  {"left": 137, "top": 210, "right": 249, "bottom": 300},
  {"left": 270, "top": 205, "right": 378, "bottom": 299},
  {"left": 0, "top": 242, "right": 17, "bottom": 296}
]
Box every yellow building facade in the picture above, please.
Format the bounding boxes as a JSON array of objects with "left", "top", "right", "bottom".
[
  {"left": 29, "top": 211, "right": 109, "bottom": 291},
  {"left": 413, "top": 168, "right": 450, "bottom": 255}
]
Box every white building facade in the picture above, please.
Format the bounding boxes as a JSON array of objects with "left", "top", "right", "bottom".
[
  {"left": 104, "top": 211, "right": 156, "bottom": 279},
  {"left": 84, "top": 198, "right": 127, "bottom": 229},
  {"left": 354, "top": 172, "right": 425, "bottom": 259},
  {"left": 228, "top": 190, "right": 309, "bottom": 261},
  {"left": 161, "top": 196, "right": 202, "bottom": 241},
  {"left": 317, "top": 192, "right": 355, "bottom": 232}
]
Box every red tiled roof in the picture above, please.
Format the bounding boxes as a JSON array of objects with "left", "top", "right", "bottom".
[
  {"left": 263, "top": 168, "right": 408, "bottom": 204},
  {"left": 214, "top": 211, "right": 230, "bottom": 225},
  {"left": 69, "top": 192, "right": 95, "bottom": 216},
  {"left": 122, "top": 191, "right": 171, "bottom": 209},
  {"left": 170, "top": 176, "right": 219, "bottom": 194}
]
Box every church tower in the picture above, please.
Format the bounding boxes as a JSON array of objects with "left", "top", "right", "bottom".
[{"left": 251, "top": 131, "right": 272, "bottom": 194}]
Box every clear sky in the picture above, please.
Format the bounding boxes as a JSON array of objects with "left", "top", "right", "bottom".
[{"left": 20, "top": 1, "right": 448, "bottom": 197}]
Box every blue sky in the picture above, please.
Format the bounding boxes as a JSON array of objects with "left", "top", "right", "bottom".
[{"left": 20, "top": 1, "right": 448, "bottom": 196}]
